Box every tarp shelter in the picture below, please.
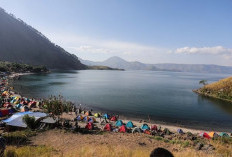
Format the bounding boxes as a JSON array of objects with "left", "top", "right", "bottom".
[
  {"left": 151, "top": 125, "right": 158, "bottom": 131},
  {"left": 126, "top": 121, "right": 134, "bottom": 128},
  {"left": 85, "top": 122, "right": 93, "bottom": 130},
  {"left": 141, "top": 124, "right": 149, "bottom": 130},
  {"left": 41, "top": 117, "right": 57, "bottom": 124},
  {"left": 94, "top": 113, "right": 101, "bottom": 118},
  {"left": 119, "top": 125, "right": 127, "bottom": 133},
  {"left": 132, "top": 127, "right": 142, "bottom": 133},
  {"left": 110, "top": 116, "right": 117, "bottom": 121},
  {"left": 3, "top": 112, "right": 47, "bottom": 128},
  {"left": 104, "top": 123, "right": 112, "bottom": 131},
  {"left": 219, "top": 132, "right": 229, "bottom": 137},
  {"left": 177, "top": 129, "right": 184, "bottom": 134},
  {"left": 199, "top": 132, "right": 211, "bottom": 139},
  {"left": 76, "top": 115, "right": 83, "bottom": 121},
  {"left": 115, "top": 120, "right": 123, "bottom": 127},
  {"left": 208, "top": 132, "right": 219, "bottom": 138},
  {"left": 103, "top": 113, "right": 110, "bottom": 119}
]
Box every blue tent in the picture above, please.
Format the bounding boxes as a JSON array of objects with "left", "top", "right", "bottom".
[
  {"left": 115, "top": 120, "right": 123, "bottom": 127},
  {"left": 103, "top": 113, "right": 110, "bottom": 119},
  {"left": 177, "top": 129, "right": 184, "bottom": 134},
  {"left": 126, "top": 121, "right": 134, "bottom": 128},
  {"left": 141, "top": 124, "right": 149, "bottom": 130},
  {"left": 15, "top": 104, "right": 23, "bottom": 109},
  {"left": 76, "top": 115, "right": 83, "bottom": 121},
  {"left": 83, "top": 116, "right": 89, "bottom": 122}
]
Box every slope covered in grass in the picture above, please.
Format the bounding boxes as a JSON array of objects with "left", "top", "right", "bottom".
[{"left": 196, "top": 77, "right": 232, "bottom": 101}]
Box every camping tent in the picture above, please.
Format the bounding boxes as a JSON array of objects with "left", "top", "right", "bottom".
[
  {"left": 115, "top": 120, "right": 123, "bottom": 127},
  {"left": 3, "top": 112, "right": 47, "bottom": 128},
  {"left": 110, "top": 116, "right": 117, "bottom": 121},
  {"left": 88, "top": 117, "right": 96, "bottom": 123},
  {"left": 208, "top": 132, "right": 219, "bottom": 138},
  {"left": 103, "top": 113, "right": 110, "bottom": 119},
  {"left": 141, "top": 124, "right": 149, "bottom": 130},
  {"left": 126, "top": 121, "right": 134, "bottom": 128},
  {"left": 85, "top": 122, "right": 93, "bottom": 130},
  {"left": 104, "top": 123, "right": 112, "bottom": 131},
  {"left": 83, "top": 116, "right": 90, "bottom": 122},
  {"left": 219, "top": 132, "right": 229, "bottom": 137},
  {"left": 20, "top": 106, "right": 29, "bottom": 112},
  {"left": 151, "top": 125, "right": 157, "bottom": 131},
  {"left": 76, "top": 115, "right": 83, "bottom": 121},
  {"left": 132, "top": 127, "right": 142, "bottom": 133},
  {"left": 199, "top": 132, "right": 211, "bottom": 139},
  {"left": 177, "top": 129, "right": 184, "bottom": 134},
  {"left": 119, "top": 125, "right": 127, "bottom": 133},
  {"left": 94, "top": 113, "right": 101, "bottom": 118},
  {"left": 85, "top": 111, "right": 92, "bottom": 116},
  {"left": 163, "top": 128, "right": 171, "bottom": 135}
]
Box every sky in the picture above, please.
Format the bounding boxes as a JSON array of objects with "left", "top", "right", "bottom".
[{"left": 0, "top": 0, "right": 232, "bottom": 65}]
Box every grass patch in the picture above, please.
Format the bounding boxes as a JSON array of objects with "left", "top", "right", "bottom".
[
  {"left": 4, "top": 145, "right": 56, "bottom": 157},
  {"left": 2, "top": 130, "right": 36, "bottom": 145}
]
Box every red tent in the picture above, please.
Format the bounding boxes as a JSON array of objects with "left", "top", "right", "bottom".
[
  {"left": 0, "top": 109, "right": 9, "bottom": 116},
  {"left": 85, "top": 122, "right": 93, "bottom": 130},
  {"left": 151, "top": 125, "right": 157, "bottom": 131},
  {"left": 104, "top": 123, "right": 112, "bottom": 131},
  {"left": 200, "top": 132, "right": 211, "bottom": 139},
  {"left": 119, "top": 125, "right": 127, "bottom": 133},
  {"left": 110, "top": 116, "right": 117, "bottom": 121}
]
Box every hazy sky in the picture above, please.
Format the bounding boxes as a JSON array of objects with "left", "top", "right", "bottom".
[{"left": 0, "top": 0, "right": 232, "bottom": 65}]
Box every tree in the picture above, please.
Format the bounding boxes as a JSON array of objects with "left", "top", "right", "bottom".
[{"left": 199, "top": 80, "right": 208, "bottom": 86}]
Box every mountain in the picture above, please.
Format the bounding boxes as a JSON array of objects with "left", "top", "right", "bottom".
[
  {"left": 0, "top": 8, "right": 86, "bottom": 70},
  {"left": 80, "top": 56, "right": 232, "bottom": 74},
  {"left": 80, "top": 56, "right": 159, "bottom": 71}
]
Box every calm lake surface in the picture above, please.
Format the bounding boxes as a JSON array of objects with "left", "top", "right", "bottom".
[{"left": 13, "top": 70, "right": 232, "bottom": 131}]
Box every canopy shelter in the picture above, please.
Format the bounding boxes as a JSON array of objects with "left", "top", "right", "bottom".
[{"left": 3, "top": 112, "right": 47, "bottom": 128}]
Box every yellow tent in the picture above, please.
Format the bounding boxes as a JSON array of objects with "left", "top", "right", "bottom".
[
  {"left": 94, "top": 113, "right": 101, "bottom": 118},
  {"left": 208, "top": 132, "right": 218, "bottom": 138}
]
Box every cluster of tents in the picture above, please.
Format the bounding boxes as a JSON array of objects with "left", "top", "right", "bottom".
[{"left": 199, "top": 131, "right": 230, "bottom": 139}]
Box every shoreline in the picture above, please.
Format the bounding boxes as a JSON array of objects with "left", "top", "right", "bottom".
[{"left": 9, "top": 72, "right": 232, "bottom": 134}]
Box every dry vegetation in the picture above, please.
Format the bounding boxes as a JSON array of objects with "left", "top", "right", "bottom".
[
  {"left": 3, "top": 129, "right": 232, "bottom": 157},
  {"left": 196, "top": 76, "right": 232, "bottom": 101}
]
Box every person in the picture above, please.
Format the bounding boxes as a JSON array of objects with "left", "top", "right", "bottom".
[
  {"left": 150, "top": 147, "right": 174, "bottom": 157},
  {"left": 0, "top": 136, "right": 6, "bottom": 157}
]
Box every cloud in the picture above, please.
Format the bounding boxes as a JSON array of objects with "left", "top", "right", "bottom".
[{"left": 175, "top": 46, "right": 232, "bottom": 55}]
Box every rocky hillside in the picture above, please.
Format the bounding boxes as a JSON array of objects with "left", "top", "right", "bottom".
[
  {"left": 195, "top": 77, "right": 232, "bottom": 101},
  {"left": 0, "top": 8, "right": 86, "bottom": 70}
]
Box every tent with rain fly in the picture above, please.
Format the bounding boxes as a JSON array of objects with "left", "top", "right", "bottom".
[
  {"left": 132, "top": 127, "right": 142, "bottom": 133},
  {"left": 104, "top": 123, "right": 112, "bottom": 131},
  {"left": 199, "top": 132, "right": 211, "bottom": 139},
  {"left": 177, "top": 129, "right": 184, "bottom": 134},
  {"left": 219, "top": 132, "right": 229, "bottom": 137},
  {"left": 94, "top": 113, "right": 101, "bottom": 118},
  {"left": 88, "top": 117, "right": 96, "bottom": 123},
  {"left": 83, "top": 116, "right": 90, "bottom": 122},
  {"left": 208, "top": 132, "right": 219, "bottom": 138},
  {"left": 76, "top": 115, "right": 83, "bottom": 121},
  {"left": 85, "top": 122, "right": 93, "bottom": 130},
  {"left": 115, "top": 120, "right": 123, "bottom": 127},
  {"left": 151, "top": 125, "right": 157, "bottom": 131},
  {"left": 126, "top": 121, "right": 134, "bottom": 128},
  {"left": 110, "top": 116, "right": 117, "bottom": 121},
  {"left": 119, "top": 125, "right": 127, "bottom": 133},
  {"left": 103, "top": 113, "right": 110, "bottom": 119},
  {"left": 141, "top": 124, "right": 149, "bottom": 130}
]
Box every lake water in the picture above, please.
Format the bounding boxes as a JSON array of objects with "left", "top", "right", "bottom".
[{"left": 12, "top": 70, "right": 232, "bottom": 131}]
